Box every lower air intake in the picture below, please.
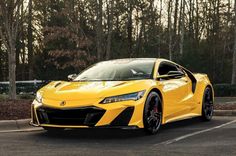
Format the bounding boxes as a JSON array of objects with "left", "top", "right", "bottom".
[{"left": 36, "top": 106, "right": 105, "bottom": 126}]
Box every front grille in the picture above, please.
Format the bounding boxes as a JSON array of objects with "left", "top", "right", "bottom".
[{"left": 36, "top": 106, "right": 105, "bottom": 126}]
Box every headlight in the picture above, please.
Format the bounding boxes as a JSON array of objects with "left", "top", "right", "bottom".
[
  {"left": 35, "top": 92, "right": 42, "bottom": 103},
  {"left": 100, "top": 90, "right": 145, "bottom": 104}
]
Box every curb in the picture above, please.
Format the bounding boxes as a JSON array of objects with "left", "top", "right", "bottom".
[
  {"left": 214, "top": 110, "right": 236, "bottom": 116},
  {"left": 0, "top": 119, "right": 33, "bottom": 131}
]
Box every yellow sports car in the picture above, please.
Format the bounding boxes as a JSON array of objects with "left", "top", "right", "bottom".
[{"left": 30, "top": 58, "right": 214, "bottom": 134}]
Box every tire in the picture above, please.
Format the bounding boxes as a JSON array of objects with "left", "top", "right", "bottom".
[
  {"left": 201, "top": 87, "right": 214, "bottom": 121},
  {"left": 43, "top": 127, "right": 64, "bottom": 132},
  {"left": 143, "top": 91, "right": 162, "bottom": 135}
]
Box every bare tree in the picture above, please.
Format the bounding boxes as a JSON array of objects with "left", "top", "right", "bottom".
[
  {"left": 158, "top": 0, "right": 163, "bottom": 58},
  {"left": 173, "top": 0, "right": 179, "bottom": 35},
  {"left": 0, "top": 0, "right": 22, "bottom": 99},
  {"left": 168, "top": 0, "right": 173, "bottom": 60},
  {"left": 106, "top": 0, "right": 114, "bottom": 60},
  {"left": 96, "top": 0, "right": 103, "bottom": 61},
  {"left": 195, "top": 0, "right": 199, "bottom": 43},
  {"left": 28, "top": 0, "right": 33, "bottom": 79},
  {"left": 232, "top": 0, "right": 236, "bottom": 84},
  {"left": 127, "top": 0, "right": 133, "bottom": 57},
  {"left": 179, "top": 0, "right": 185, "bottom": 55}
]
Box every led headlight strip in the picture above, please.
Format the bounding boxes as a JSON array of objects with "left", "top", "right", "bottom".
[{"left": 100, "top": 90, "right": 145, "bottom": 104}]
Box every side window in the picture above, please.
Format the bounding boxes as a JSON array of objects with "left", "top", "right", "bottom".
[{"left": 158, "top": 62, "right": 178, "bottom": 75}]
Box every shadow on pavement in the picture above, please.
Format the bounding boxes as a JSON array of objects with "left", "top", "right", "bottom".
[{"left": 33, "top": 117, "right": 204, "bottom": 141}]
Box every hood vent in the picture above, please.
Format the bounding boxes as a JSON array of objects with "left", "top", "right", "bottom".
[{"left": 54, "top": 82, "right": 62, "bottom": 88}]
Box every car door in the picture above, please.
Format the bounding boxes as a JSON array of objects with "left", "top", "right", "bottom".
[{"left": 157, "top": 62, "right": 193, "bottom": 123}]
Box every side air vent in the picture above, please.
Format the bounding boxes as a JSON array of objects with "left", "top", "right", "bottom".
[{"left": 110, "top": 107, "right": 134, "bottom": 126}]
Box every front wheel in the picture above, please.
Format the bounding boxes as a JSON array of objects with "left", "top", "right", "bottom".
[
  {"left": 143, "top": 92, "right": 162, "bottom": 135},
  {"left": 201, "top": 87, "right": 214, "bottom": 121}
]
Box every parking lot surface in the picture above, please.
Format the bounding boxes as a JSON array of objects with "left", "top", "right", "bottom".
[{"left": 0, "top": 116, "right": 235, "bottom": 156}]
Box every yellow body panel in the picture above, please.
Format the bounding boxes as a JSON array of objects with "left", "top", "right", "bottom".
[{"left": 31, "top": 58, "right": 213, "bottom": 129}]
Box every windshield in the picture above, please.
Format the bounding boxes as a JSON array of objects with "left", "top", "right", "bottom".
[{"left": 74, "top": 59, "right": 156, "bottom": 81}]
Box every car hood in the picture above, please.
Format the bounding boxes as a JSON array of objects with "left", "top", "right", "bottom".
[{"left": 39, "top": 80, "right": 153, "bottom": 101}]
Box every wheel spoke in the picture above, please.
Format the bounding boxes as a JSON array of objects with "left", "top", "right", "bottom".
[
  {"left": 147, "top": 111, "right": 161, "bottom": 127},
  {"left": 154, "top": 112, "right": 161, "bottom": 118},
  {"left": 147, "top": 116, "right": 154, "bottom": 124}
]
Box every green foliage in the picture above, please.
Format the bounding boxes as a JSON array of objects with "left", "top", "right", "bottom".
[
  {"left": 0, "top": 94, "right": 8, "bottom": 101},
  {"left": 214, "top": 84, "right": 236, "bottom": 97},
  {"left": 34, "top": 0, "right": 95, "bottom": 80},
  {"left": 0, "top": 0, "right": 235, "bottom": 87},
  {"left": 0, "top": 94, "right": 34, "bottom": 100},
  {"left": 17, "top": 94, "right": 34, "bottom": 100},
  {"left": 0, "top": 82, "right": 46, "bottom": 94}
]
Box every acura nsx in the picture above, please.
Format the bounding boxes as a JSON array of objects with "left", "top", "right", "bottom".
[{"left": 30, "top": 58, "right": 214, "bottom": 134}]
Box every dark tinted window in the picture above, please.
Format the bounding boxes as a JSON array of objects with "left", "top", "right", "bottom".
[{"left": 158, "top": 62, "right": 178, "bottom": 75}]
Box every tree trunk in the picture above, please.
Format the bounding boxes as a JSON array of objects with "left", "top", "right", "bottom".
[
  {"left": 158, "top": 0, "right": 162, "bottom": 58},
  {"left": 179, "top": 0, "right": 185, "bottom": 56},
  {"left": 28, "top": 0, "right": 34, "bottom": 80},
  {"left": 21, "top": 0, "right": 26, "bottom": 80},
  {"left": 96, "top": 0, "right": 103, "bottom": 61},
  {"left": 168, "top": 0, "right": 173, "bottom": 60},
  {"left": 136, "top": 6, "right": 145, "bottom": 57},
  {"left": 0, "top": 40, "right": 2, "bottom": 80},
  {"left": 188, "top": 0, "right": 193, "bottom": 39},
  {"left": 195, "top": 0, "right": 199, "bottom": 43},
  {"left": 232, "top": 0, "right": 236, "bottom": 84},
  {"left": 173, "top": 0, "right": 179, "bottom": 36},
  {"left": 106, "top": 0, "right": 114, "bottom": 60},
  {"left": 8, "top": 42, "right": 16, "bottom": 99},
  {"left": 0, "top": 0, "right": 21, "bottom": 99},
  {"left": 127, "top": 1, "right": 133, "bottom": 57}
]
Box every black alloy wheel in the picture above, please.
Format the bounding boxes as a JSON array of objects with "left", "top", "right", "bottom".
[
  {"left": 201, "top": 87, "right": 214, "bottom": 121},
  {"left": 143, "top": 92, "right": 162, "bottom": 134}
]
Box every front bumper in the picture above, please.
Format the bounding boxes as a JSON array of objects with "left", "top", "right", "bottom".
[{"left": 31, "top": 99, "right": 145, "bottom": 128}]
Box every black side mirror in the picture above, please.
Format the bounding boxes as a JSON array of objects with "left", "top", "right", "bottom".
[
  {"left": 67, "top": 74, "right": 77, "bottom": 81},
  {"left": 167, "top": 71, "right": 185, "bottom": 78}
]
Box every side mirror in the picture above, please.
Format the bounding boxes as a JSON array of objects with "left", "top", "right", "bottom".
[{"left": 67, "top": 74, "right": 77, "bottom": 81}]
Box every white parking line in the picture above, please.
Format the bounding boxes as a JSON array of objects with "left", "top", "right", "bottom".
[
  {"left": 0, "top": 128, "right": 43, "bottom": 133},
  {"left": 158, "top": 119, "right": 236, "bottom": 145}
]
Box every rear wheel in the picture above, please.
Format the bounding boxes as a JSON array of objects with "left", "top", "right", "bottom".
[
  {"left": 201, "top": 87, "right": 214, "bottom": 121},
  {"left": 143, "top": 92, "right": 162, "bottom": 134}
]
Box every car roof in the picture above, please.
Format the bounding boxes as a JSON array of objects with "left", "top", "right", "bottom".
[
  {"left": 104, "top": 58, "right": 175, "bottom": 65},
  {"left": 104, "top": 58, "right": 171, "bottom": 62}
]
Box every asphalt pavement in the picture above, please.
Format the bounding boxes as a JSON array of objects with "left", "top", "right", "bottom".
[{"left": 0, "top": 116, "right": 235, "bottom": 156}]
